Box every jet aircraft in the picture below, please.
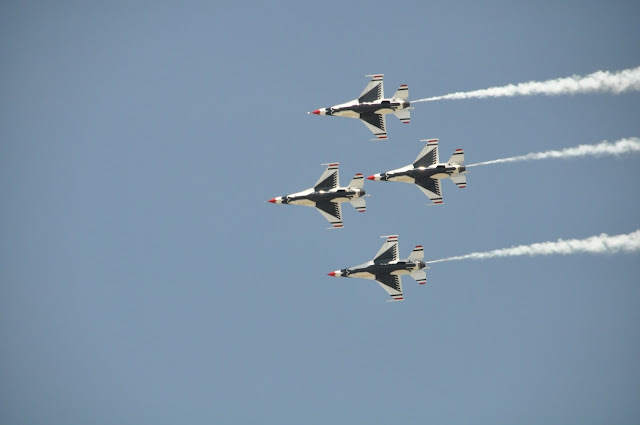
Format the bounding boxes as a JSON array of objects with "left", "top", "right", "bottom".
[
  {"left": 268, "top": 163, "right": 367, "bottom": 228},
  {"left": 367, "top": 138, "right": 467, "bottom": 205},
  {"left": 327, "top": 235, "right": 427, "bottom": 302},
  {"left": 309, "top": 74, "right": 412, "bottom": 140}
]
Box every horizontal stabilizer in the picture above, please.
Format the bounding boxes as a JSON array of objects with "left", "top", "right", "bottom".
[
  {"left": 447, "top": 149, "right": 465, "bottom": 165},
  {"left": 348, "top": 173, "right": 365, "bottom": 189},
  {"left": 408, "top": 245, "right": 424, "bottom": 261},
  {"left": 450, "top": 175, "right": 467, "bottom": 188},
  {"left": 393, "top": 84, "right": 409, "bottom": 101},
  {"left": 349, "top": 197, "right": 366, "bottom": 213},
  {"left": 410, "top": 270, "right": 427, "bottom": 285},
  {"left": 394, "top": 109, "right": 411, "bottom": 124}
]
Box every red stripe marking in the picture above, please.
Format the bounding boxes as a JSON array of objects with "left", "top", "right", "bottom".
[
  {"left": 416, "top": 245, "right": 423, "bottom": 248},
  {"left": 455, "top": 149, "right": 463, "bottom": 152}
]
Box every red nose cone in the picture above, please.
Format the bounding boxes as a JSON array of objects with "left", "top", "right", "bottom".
[
  {"left": 312, "top": 109, "right": 320, "bottom": 115},
  {"left": 366, "top": 175, "right": 375, "bottom": 180},
  {"left": 267, "top": 198, "right": 276, "bottom": 203},
  {"left": 327, "top": 271, "right": 336, "bottom": 277}
]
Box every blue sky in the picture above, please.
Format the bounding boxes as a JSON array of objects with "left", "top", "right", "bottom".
[{"left": 1, "top": 1, "right": 639, "bottom": 424}]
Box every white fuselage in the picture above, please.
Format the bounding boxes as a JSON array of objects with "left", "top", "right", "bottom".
[
  {"left": 331, "top": 260, "right": 425, "bottom": 279},
  {"left": 316, "top": 97, "right": 410, "bottom": 118},
  {"left": 372, "top": 162, "right": 466, "bottom": 183},
  {"left": 273, "top": 186, "right": 366, "bottom": 206}
]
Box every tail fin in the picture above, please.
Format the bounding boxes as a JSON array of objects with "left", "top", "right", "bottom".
[
  {"left": 348, "top": 173, "right": 364, "bottom": 188},
  {"left": 349, "top": 197, "right": 366, "bottom": 213},
  {"left": 393, "top": 84, "right": 409, "bottom": 100},
  {"left": 408, "top": 245, "right": 424, "bottom": 261},
  {"left": 447, "top": 149, "right": 464, "bottom": 165}
]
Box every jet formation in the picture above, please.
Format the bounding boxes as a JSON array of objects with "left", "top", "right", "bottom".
[
  {"left": 367, "top": 138, "right": 467, "bottom": 205},
  {"left": 269, "top": 75, "right": 469, "bottom": 301},
  {"left": 309, "top": 74, "right": 412, "bottom": 140},
  {"left": 327, "top": 235, "right": 428, "bottom": 302},
  {"left": 267, "top": 163, "right": 367, "bottom": 228}
]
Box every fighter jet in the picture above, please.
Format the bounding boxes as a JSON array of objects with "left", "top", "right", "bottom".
[
  {"left": 327, "top": 235, "right": 428, "bottom": 302},
  {"left": 367, "top": 138, "right": 467, "bottom": 205},
  {"left": 267, "top": 163, "right": 367, "bottom": 228},
  {"left": 309, "top": 74, "right": 412, "bottom": 140}
]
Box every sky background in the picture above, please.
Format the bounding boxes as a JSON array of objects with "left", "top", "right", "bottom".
[{"left": 1, "top": 1, "right": 639, "bottom": 424}]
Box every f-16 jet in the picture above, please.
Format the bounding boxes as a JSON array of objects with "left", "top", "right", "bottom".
[
  {"left": 327, "top": 235, "right": 428, "bottom": 302},
  {"left": 267, "top": 163, "right": 367, "bottom": 228},
  {"left": 309, "top": 74, "right": 412, "bottom": 140},
  {"left": 367, "top": 138, "right": 467, "bottom": 205}
]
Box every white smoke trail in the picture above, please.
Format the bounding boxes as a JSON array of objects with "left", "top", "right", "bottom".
[
  {"left": 426, "top": 230, "right": 640, "bottom": 264},
  {"left": 467, "top": 137, "right": 640, "bottom": 167},
  {"left": 412, "top": 66, "right": 640, "bottom": 103}
]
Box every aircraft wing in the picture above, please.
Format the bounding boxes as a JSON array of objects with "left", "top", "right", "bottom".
[
  {"left": 315, "top": 201, "right": 343, "bottom": 228},
  {"left": 314, "top": 163, "right": 339, "bottom": 190},
  {"left": 374, "top": 274, "right": 404, "bottom": 301},
  {"left": 415, "top": 178, "right": 443, "bottom": 204},
  {"left": 358, "top": 74, "right": 384, "bottom": 103},
  {"left": 359, "top": 113, "right": 387, "bottom": 140},
  {"left": 373, "top": 235, "right": 398, "bottom": 264},
  {"left": 413, "top": 139, "right": 439, "bottom": 167}
]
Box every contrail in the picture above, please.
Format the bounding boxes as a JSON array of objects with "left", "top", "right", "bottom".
[
  {"left": 426, "top": 230, "right": 640, "bottom": 264},
  {"left": 412, "top": 66, "right": 640, "bottom": 103},
  {"left": 467, "top": 137, "right": 640, "bottom": 167}
]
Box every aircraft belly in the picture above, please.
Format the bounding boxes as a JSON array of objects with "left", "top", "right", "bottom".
[
  {"left": 376, "top": 108, "right": 395, "bottom": 114},
  {"left": 290, "top": 199, "right": 315, "bottom": 207},
  {"left": 331, "top": 196, "right": 350, "bottom": 203},
  {"left": 431, "top": 173, "right": 449, "bottom": 179},
  {"left": 390, "top": 269, "right": 410, "bottom": 276},
  {"left": 390, "top": 175, "right": 415, "bottom": 183},
  {"left": 335, "top": 110, "right": 360, "bottom": 118},
  {"left": 350, "top": 271, "right": 375, "bottom": 279}
]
